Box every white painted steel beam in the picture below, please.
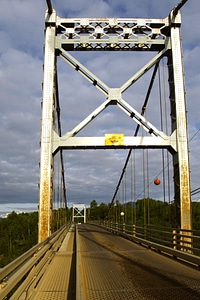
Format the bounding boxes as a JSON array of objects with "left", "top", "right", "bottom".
[
  {"left": 119, "top": 45, "right": 170, "bottom": 93},
  {"left": 39, "top": 11, "right": 56, "bottom": 242},
  {"left": 52, "top": 131, "right": 177, "bottom": 154},
  {"left": 39, "top": 6, "right": 192, "bottom": 241},
  {"left": 56, "top": 17, "right": 169, "bottom": 51},
  {"left": 170, "top": 11, "right": 191, "bottom": 231},
  {"left": 72, "top": 204, "right": 87, "bottom": 223},
  {"left": 59, "top": 50, "right": 109, "bottom": 96}
]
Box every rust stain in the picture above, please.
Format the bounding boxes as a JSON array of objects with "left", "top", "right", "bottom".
[
  {"left": 39, "top": 179, "right": 51, "bottom": 242},
  {"left": 180, "top": 161, "right": 192, "bottom": 231}
]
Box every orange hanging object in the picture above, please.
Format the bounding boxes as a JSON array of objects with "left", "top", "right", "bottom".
[{"left": 154, "top": 178, "right": 161, "bottom": 185}]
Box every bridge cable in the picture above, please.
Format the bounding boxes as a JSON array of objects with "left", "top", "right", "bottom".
[
  {"left": 138, "top": 1, "right": 190, "bottom": 215},
  {"left": 158, "top": 60, "right": 172, "bottom": 221},
  {"left": 158, "top": 61, "right": 172, "bottom": 205},
  {"left": 191, "top": 187, "right": 200, "bottom": 196},
  {"left": 46, "top": 0, "right": 53, "bottom": 14},
  {"left": 173, "top": 0, "right": 189, "bottom": 16},
  {"left": 107, "top": 62, "right": 160, "bottom": 217},
  {"left": 158, "top": 65, "right": 166, "bottom": 204},
  {"left": 130, "top": 151, "right": 134, "bottom": 224},
  {"left": 161, "top": 57, "right": 171, "bottom": 205},
  {"left": 142, "top": 137, "right": 147, "bottom": 225},
  {"left": 54, "top": 66, "right": 68, "bottom": 220},
  {"left": 110, "top": 58, "right": 171, "bottom": 222},
  {"left": 136, "top": 126, "right": 200, "bottom": 203},
  {"left": 133, "top": 150, "right": 137, "bottom": 223}
]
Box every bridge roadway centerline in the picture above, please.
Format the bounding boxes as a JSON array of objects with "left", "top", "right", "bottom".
[{"left": 78, "top": 224, "right": 200, "bottom": 300}]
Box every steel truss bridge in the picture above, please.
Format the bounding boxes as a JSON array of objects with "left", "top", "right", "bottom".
[
  {"left": 1, "top": 0, "right": 200, "bottom": 299},
  {"left": 39, "top": 0, "right": 191, "bottom": 242}
]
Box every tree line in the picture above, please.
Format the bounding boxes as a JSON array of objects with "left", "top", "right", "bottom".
[
  {"left": 1, "top": 199, "right": 200, "bottom": 267},
  {"left": 0, "top": 211, "right": 38, "bottom": 267},
  {"left": 0, "top": 207, "right": 72, "bottom": 267},
  {"left": 88, "top": 198, "right": 200, "bottom": 229}
]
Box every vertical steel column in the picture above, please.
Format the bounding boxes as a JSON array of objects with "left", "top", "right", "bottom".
[
  {"left": 72, "top": 205, "right": 75, "bottom": 223},
  {"left": 83, "top": 205, "right": 86, "bottom": 223},
  {"left": 39, "top": 11, "right": 56, "bottom": 242},
  {"left": 170, "top": 11, "right": 192, "bottom": 231}
]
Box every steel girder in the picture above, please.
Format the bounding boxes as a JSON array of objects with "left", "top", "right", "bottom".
[{"left": 39, "top": 7, "right": 191, "bottom": 241}]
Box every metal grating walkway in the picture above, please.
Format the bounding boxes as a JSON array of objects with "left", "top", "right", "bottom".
[
  {"left": 77, "top": 224, "right": 200, "bottom": 300},
  {"left": 25, "top": 224, "right": 200, "bottom": 300},
  {"left": 30, "top": 226, "right": 75, "bottom": 300}
]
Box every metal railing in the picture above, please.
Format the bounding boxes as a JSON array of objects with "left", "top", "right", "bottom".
[
  {"left": 1, "top": 221, "right": 199, "bottom": 299},
  {"left": 94, "top": 221, "right": 200, "bottom": 268},
  {"left": 0, "top": 222, "right": 72, "bottom": 300}
]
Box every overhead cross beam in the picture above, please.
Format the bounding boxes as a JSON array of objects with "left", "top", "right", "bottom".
[
  {"left": 53, "top": 45, "right": 172, "bottom": 153},
  {"left": 39, "top": 3, "right": 192, "bottom": 242}
]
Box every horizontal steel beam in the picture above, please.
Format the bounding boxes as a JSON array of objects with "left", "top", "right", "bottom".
[
  {"left": 52, "top": 131, "right": 177, "bottom": 154},
  {"left": 54, "top": 17, "right": 171, "bottom": 51}
]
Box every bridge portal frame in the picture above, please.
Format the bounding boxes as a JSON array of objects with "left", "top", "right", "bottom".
[
  {"left": 72, "top": 204, "right": 86, "bottom": 223},
  {"left": 39, "top": 7, "right": 191, "bottom": 242}
]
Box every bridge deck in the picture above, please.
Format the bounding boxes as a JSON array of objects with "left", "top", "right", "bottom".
[
  {"left": 30, "top": 224, "right": 200, "bottom": 300},
  {"left": 30, "top": 226, "right": 76, "bottom": 300}
]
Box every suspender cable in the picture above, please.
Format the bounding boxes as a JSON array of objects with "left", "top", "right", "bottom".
[
  {"left": 173, "top": 0, "right": 188, "bottom": 16},
  {"left": 158, "top": 65, "right": 166, "bottom": 203},
  {"left": 54, "top": 66, "right": 67, "bottom": 215},
  {"left": 191, "top": 187, "right": 200, "bottom": 196},
  {"left": 142, "top": 146, "right": 146, "bottom": 225},
  {"left": 130, "top": 151, "right": 133, "bottom": 224},
  {"left": 161, "top": 58, "right": 171, "bottom": 204},
  {"left": 133, "top": 150, "right": 136, "bottom": 224},
  {"left": 46, "top": 0, "right": 53, "bottom": 14},
  {"left": 146, "top": 147, "right": 150, "bottom": 224},
  {"left": 107, "top": 62, "right": 160, "bottom": 216}
]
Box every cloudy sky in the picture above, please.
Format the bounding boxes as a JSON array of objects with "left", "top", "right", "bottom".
[{"left": 0, "top": 0, "right": 199, "bottom": 216}]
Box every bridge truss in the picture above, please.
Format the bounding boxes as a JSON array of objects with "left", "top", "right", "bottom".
[
  {"left": 39, "top": 1, "right": 191, "bottom": 241},
  {"left": 72, "top": 204, "right": 86, "bottom": 223}
]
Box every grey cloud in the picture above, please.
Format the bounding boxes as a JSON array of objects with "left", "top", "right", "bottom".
[{"left": 0, "top": 0, "right": 200, "bottom": 215}]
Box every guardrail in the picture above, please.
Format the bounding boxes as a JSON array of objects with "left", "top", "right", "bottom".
[
  {"left": 95, "top": 221, "right": 200, "bottom": 268},
  {"left": 0, "top": 222, "right": 72, "bottom": 300},
  {"left": 1, "top": 221, "right": 199, "bottom": 299}
]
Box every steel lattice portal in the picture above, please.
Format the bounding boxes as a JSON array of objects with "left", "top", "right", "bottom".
[
  {"left": 39, "top": 5, "right": 191, "bottom": 242},
  {"left": 72, "top": 204, "right": 86, "bottom": 223}
]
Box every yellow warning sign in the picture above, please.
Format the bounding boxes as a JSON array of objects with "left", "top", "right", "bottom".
[{"left": 105, "top": 134, "right": 124, "bottom": 146}]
